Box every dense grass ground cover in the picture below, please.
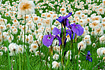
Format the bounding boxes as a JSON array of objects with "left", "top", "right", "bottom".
[{"left": 0, "top": 0, "right": 105, "bottom": 70}]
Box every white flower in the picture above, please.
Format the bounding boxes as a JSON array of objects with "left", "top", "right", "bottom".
[
  {"left": 9, "top": 43, "right": 18, "bottom": 54},
  {"left": 6, "top": 24, "right": 11, "bottom": 28},
  {"left": 3, "top": 32, "right": 8, "bottom": 41},
  {"left": 101, "top": 49, "right": 105, "bottom": 56},
  {"left": 54, "top": 21, "right": 60, "bottom": 25},
  {"left": 92, "top": 43, "right": 96, "bottom": 48},
  {"left": 0, "top": 52, "right": 3, "bottom": 56},
  {"left": 60, "top": 7, "right": 66, "bottom": 13},
  {"left": 52, "top": 14, "right": 57, "bottom": 19},
  {"left": 84, "top": 35, "right": 90, "bottom": 41},
  {"left": 94, "top": 28, "right": 103, "bottom": 36},
  {"left": 77, "top": 41, "right": 86, "bottom": 50},
  {"left": 30, "top": 43, "right": 38, "bottom": 52},
  {"left": 53, "top": 53, "right": 59, "bottom": 60},
  {"left": 86, "top": 18, "right": 91, "bottom": 23},
  {"left": 46, "top": 13, "right": 52, "bottom": 18},
  {"left": 12, "top": 28, "right": 18, "bottom": 34},
  {"left": 75, "top": 11, "right": 82, "bottom": 17},
  {"left": 0, "top": 35, "right": 2, "bottom": 44},
  {"left": 29, "top": 49, "right": 33, "bottom": 53},
  {"left": 53, "top": 46, "right": 60, "bottom": 54},
  {"left": 7, "top": 35, "right": 14, "bottom": 43},
  {"left": 98, "top": 7, "right": 104, "bottom": 14},
  {"left": 52, "top": 40, "right": 59, "bottom": 46},
  {"left": 82, "top": 30, "right": 89, "bottom": 36},
  {"left": 90, "top": 21, "right": 100, "bottom": 29},
  {"left": 18, "top": 0, "right": 35, "bottom": 15},
  {"left": 1, "top": 47, "right": 7, "bottom": 52},
  {"left": 41, "top": 13, "right": 46, "bottom": 18},
  {"left": 66, "top": 34, "right": 70, "bottom": 42},
  {"left": 102, "top": 23, "right": 105, "bottom": 30},
  {"left": 84, "top": 26, "right": 89, "bottom": 31},
  {"left": 37, "top": 28, "right": 44, "bottom": 34},
  {"left": 28, "top": 34, "right": 33, "bottom": 41},
  {"left": 5, "top": 12, "right": 10, "bottom": 17},
  {"left": 33, "top": 16, "right": 39, "bottom": 23},
  {"left": 103, "top": 0, "right": 105, "bottom": 6},
  {"left": 48, "top": 56, "right": 50, "bottom": 61},
  {"left": 37, "top": 22, "right": 43, "bottom": 28},
  {"left": 35, "top": 51, "right": 40, "bottom": 56},
  {"left": 81, "top": 14, "right": 87, "bottom": 19},
  {"left": 0, "top": 0, "right": 2, "bottom": 5},
  {"left": 97, "top": 47, "right": 105, "bottom": 56},
  {"left": 79, "top": 19, "right": 85, "bottom": 25},
  {"left": 18, "top": 45, "right": 24, "bottom": 53},
  {"left": 45, "top": 27, "right": 51, "bottom": 34},
  {"left": 44, "top": 19, "right": 51, "bottom": 27},
  {"left": 102, "top": 18, "right": 105, "bottom": 23},
  {"left": 65, "top": 50, "right": 72, "bottom": 60},
  {"left": 37, "top": 34, "right": 43, "bottom": 41},
  {"left": 52, "top": 61, "right": 60, "bottom": 68},
  {"left": 85, "top": 40, "right": 91, "bottom": 45},
  {"left": 99, "top": 35, "right": 105, "bottom": 44}
]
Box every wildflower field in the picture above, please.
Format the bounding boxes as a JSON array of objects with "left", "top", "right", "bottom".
[{"left": 0, "top": 0, "right": 105, "bottom": 70}]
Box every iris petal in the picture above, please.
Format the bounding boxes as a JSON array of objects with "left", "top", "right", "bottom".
[
  {"left": 65, "top": 12, "right": 72, "bottom": 19},
  {"left": 71, "top": 23, "right": 84, "bottom": 36},
  {"left": 52, "top": 27, "right": 61, "bottom": 36},
  {"left": 56, "top": 16, "right": 64, "bottom": 23},
  {"left": 55, "top": 35, "right": 62, "bottom": 46},
  {"left": 86, "top": 51, "right": 92, "bottom": 62},
  {"left": 42, "top": 34, "right": 54, "bottom": 47}
]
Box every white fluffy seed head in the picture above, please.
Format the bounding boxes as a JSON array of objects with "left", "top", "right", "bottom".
[
  {"left": 9, "top": 43, "right": 18, "bottom": 54},
  {"left": 18, "top": 0, "right": 35, "bottom": 15}
]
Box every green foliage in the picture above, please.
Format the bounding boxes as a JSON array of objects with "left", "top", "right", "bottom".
[{"left": 0, "top": 0, "right": 105, "bottom": 70}]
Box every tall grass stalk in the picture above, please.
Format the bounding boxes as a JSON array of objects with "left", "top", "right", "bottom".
[
  {"left": 7, "top": 44, "right": 11, "bottom": 70},
  {"left": 19, "top": 53, "right": 21, "bottom": 70},
  {"left": 24, "top": 13, "right": 30, "bottom": 70}
]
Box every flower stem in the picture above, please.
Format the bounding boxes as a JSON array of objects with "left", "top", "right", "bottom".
[
  {"left": 36, "top": 41, "right": 42, "bottom": 63},
  {"left": 19, "top": 53, "right": 21, "bottom": 70},
  {"left": 24, "top": 13, "right": 30, "bottom": 70},
  {"left": 50, "top": 46, "right": 53, "bottom": 70},
  {"left": 70, "top": 31, "right": 74, "bottom": 69},
  {"left": 61, "top": 24, "right": 64, "bottom": 70}
]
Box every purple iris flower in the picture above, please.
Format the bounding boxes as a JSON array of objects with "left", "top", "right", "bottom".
[
  {"left": 71, "top": 23, "right": 84, "bottom": 36},
  {"left": 86, "top": 51, "right": 92, "bottom": 62},
  {"left": 42, "top": 34, "right": 54, "bottom": 47},
  {"left": 52, "top": 27, "right": 67, "bottom": 46},
  {"left": 42, "top": 32, "right": 62, "bottom": 47},
  {"left": 56, "top": 12, "right": 72, "bottom": 27},
  {"left": 55, "top": 35, "right": 62, "bottom": 46},
  {"left": 52, "top": 27, "right": 61, "bottom": 36},
  {"left": 66, "top": 29, "right": 75, "bottom": 40}
]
